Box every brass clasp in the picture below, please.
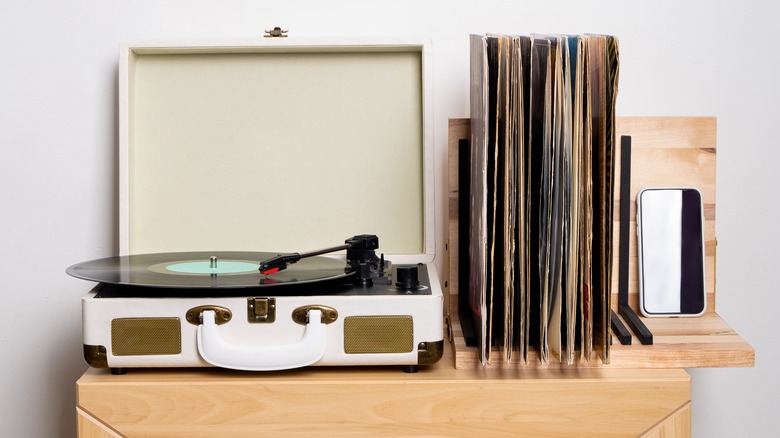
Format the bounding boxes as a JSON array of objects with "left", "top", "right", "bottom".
[
  {"left": 247, "top": 297, "right": 276, "bottom": 323},
  {"left": 186, "top": 305, "right": 232, "bottom": 325},
  {"left": 292, "top": 305, "right": 338, "bottom": 325}
]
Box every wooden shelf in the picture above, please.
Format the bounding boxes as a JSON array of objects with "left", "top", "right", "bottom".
[
  {"left": 445, "top": 116, "right": 755, "bottom": 369},
  {"left": 449, "top": 312, "right": 753, "bottom": 369}
]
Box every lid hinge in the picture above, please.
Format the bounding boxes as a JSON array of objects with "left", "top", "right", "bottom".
[{"left": 264, "top": 27, "right": 288, "bottom": 38}]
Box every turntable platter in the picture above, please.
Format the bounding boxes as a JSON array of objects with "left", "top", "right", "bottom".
[{"left": 66, "top": 251, "right": 351, "bottom": 288}]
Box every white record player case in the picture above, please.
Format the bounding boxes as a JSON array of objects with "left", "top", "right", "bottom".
[{"left": 78, "top": 37, "right": 442, "bottom": 373}]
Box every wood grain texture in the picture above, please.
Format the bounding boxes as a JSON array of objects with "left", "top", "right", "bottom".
[
  {"left": 446, "top": 118, "right": 470, "bottom": 323},
  {"left": 447, "top": 116, "right": 754, "bottom": 369},
  {"left": 77, "top": 408, "right": 123, "bottom": 438},
  {"left": 77, "top": 345, "right": 690, "bottom": 438},
  {"left": 614, "top": 117, "right": 717, "bottom": 313},
  {"left": 640, "top": 402, "right": 691, "bottom": 438}
]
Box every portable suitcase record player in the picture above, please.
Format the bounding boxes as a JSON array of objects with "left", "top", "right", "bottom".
[{"left": 68, "top": 37, "right": 443, "bottom": 373}]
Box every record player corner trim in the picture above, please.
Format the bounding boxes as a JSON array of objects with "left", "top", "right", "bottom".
[
  {"left": 417, "top": 340, "right": 444, "bottom": 365},
  {"left": 83, "top": 344, "right": 109, "bottom": 368}
]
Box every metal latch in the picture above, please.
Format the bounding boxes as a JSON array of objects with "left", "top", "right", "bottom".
[
  {"left": 247, "top": 297, "right": 276, "bottom": 323},
  {"left": 264, "top": 27, "right": 288, "bottom": 38}
]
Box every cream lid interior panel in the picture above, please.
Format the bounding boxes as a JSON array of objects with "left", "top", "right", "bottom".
[{"left": 120, "top": 41, "right": 430, "bottom": 258}]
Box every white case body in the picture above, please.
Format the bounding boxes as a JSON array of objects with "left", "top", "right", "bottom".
[
  {"left": 81, "top": 37, "right": 442, "bottom": 371},
  {"left": 83, "top": 269, "right": 443, "bottom": 370}
]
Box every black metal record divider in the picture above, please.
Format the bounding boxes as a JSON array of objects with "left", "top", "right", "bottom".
[
  {"left": 457, "top": 138, "right": 478, "bottom": 346},
  {"left": 616, "top": 135, "right": 653, "bottom": 345}
]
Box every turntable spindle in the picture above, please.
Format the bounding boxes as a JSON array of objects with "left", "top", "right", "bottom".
[{"left": 210, "top": 256, "right": 217, "bottom": 269}]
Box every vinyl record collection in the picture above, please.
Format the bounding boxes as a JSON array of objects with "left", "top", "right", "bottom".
[{"left": 467, "top": 33, "right": 619, "bottom": 366}]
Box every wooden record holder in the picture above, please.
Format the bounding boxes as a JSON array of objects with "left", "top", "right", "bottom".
[{"left": 445, "top": 116, "right": 755, "bottom": 369}]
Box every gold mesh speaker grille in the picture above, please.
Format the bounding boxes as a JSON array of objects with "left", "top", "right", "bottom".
[
  {"left": 111, "top": 318, "right": 181, "bottom": 356},
  {"left": 343, "top": 316, "right": 413, "bottom": 354}
]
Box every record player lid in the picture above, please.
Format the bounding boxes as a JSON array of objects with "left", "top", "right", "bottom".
[{"left": 119, "top": 39, "right": 435, "bottom": 261}]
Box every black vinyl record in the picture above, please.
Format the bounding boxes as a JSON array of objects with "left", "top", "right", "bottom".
[{"left": 66, "top": 251, "right": 351, "bottom": 289}]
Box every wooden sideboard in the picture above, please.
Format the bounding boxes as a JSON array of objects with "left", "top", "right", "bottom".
[{"left": 76, "top": 344, "right": 691, "bottom": 437}]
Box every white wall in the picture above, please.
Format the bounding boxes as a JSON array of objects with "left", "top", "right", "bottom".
[{"left": 1, "top": 1, "right": 776, "bottom": 436}]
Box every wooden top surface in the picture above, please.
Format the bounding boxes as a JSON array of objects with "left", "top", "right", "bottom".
[
  {"left": 76, "top": 344, "right": 691, "bottom": 438},
  {"left": 77, "top": 343, "right": 690, "bottom": 385}
]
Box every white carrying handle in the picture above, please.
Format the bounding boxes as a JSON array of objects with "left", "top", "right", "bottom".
[{"left": 196, "top": 309, "right": 326, "bottom": 371}]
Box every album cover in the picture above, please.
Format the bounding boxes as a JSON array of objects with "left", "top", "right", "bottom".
[{"left": 467, "top": 32, "right": 619, "bottom": 366}]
